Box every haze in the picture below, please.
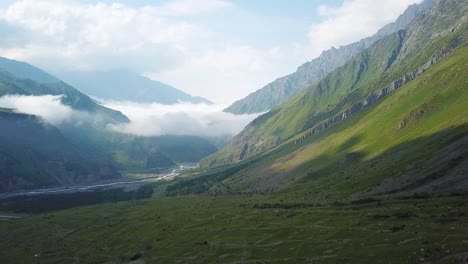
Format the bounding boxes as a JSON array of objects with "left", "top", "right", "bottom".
[{"left": 0, "top": 0, "right": 422, "bottom": 104}]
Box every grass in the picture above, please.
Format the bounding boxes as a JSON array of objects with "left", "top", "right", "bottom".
[
  {"left": 203, "top": 12, "right": 468, "bottom": 166},
  {"left": 1, "top": 194, "right": 467, "bottom": 263},
  {"left": 1, "top": 5, "right": 467, "bottom": 264},
  {"left": 196, "top": 46, "right": 468, "bottom": 197}
]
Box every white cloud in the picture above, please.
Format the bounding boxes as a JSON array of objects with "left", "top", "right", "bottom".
[
  {"left": 307, "top": 0, "right": 423, "bottom": 58},
  {"left": 0, "top": 94, "right": 73, "bottom": 124},
  {"left": 0, "top": 0, "right": 222, "bottom": 72},
  {"left": 195, "top": 45, "right": 265, "bottom": 72},
  {"left": 153, "top": 0, "right": 231, "bottom": 16},
  {"left": 0, "top": 94, "right": 258, "bottom": 138},
  {"left": 102, "top": 100, "right": 261, "bottom": 137},
  {"left": 146, "top": 45, "right": 287, "bottom": 104},
  {"left": 0, "top": 0, "right": 425, "bottom": 104},
  {"left": 0, "top": 0, "right": 227, "bottom": 43},
  {"left": 0, "top": 0, "right": 296, "bottom": 104}
]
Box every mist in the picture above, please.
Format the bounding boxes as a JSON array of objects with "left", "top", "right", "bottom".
[
  {"left": 0, "top": 94, "right": 74, "bottom": 125},
  {"left": 102, "top": 100, "right": 261, "bottom": 137},
  {"left": 0, "top": 94, "right": 260, "bottom": 138}
]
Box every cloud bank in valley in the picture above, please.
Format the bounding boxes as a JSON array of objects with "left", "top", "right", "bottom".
[
  {"left": 0, "top": 94, "right": 260, "bottom": 138},
  {"left": 0, "top": 94, "right": 74, "bottom": 124},
  {"left": 103, "top": 100, "right": 261, "bottom": 137}
]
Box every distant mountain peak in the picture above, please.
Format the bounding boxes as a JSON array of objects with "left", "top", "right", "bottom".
[
  {"left": 224, "top": 0, "right": 434, "bottom": 115},
  {"left": 0, "top": 57, "right": 130, "bottom": 124},
  {"left": 207, "top": 0, "right": 467, "bottom": 166},
  {"left": 0, "top": 57, "right": 59, "bottom": 83},
  {"left": 57, "top": 69, "right": 213, "bottom": 105}
]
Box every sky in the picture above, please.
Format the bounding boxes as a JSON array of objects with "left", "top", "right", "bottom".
[{"left": 0, "top": 0, "right": 423, "bottom": 104}]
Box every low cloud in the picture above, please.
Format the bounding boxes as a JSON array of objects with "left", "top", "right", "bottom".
[
  {"left": 102, "top": 100, "right": 261, "bottom": 137},
  {"left": 0, "top": 94, "right": 74, "bottom": 124},
  {"left": 0, "top": 0, "right": 299, "bottom": 104},
  {"left": 0, "top": 0, "right": 426, "bottom": 104},
  {"left": 0, "top": 94, "right": 259, "bottom": 138}
]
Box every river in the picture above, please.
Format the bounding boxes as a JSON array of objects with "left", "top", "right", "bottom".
[{"left": 0, "top": 171, "right": 179, "bottom": 199}]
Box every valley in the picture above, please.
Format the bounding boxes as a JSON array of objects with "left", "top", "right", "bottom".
[
  {"left": 0, "top": 0, "right": 467, "bottom": 263},
  {"left": 0, "top": 171, "right": 177, "bottom": 200},
  {"left": 0, "top": 162, "right": 198, "bottom": 200},
  {"left": 1, "top": 193, "right": 467, "bottom": 263}
]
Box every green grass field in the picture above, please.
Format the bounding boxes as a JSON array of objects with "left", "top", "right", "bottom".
[{"left": 1, "top": 194, "right": 467, "bottom": 263}]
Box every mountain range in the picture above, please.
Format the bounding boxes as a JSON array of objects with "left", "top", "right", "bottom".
[
  {"left": 0, "top": 57, "right": 129, "bottom": 124},
  {"left": 224, "top": 0, "right": 434, "bottom": 115},
  {"left": 1, "top": 0, "right": 468, "bottom": 262},
  {"left": 202, "top": 0, "right": 468, "bottom": 172},
  {"left": 0, "top": 58, "right": 218, "bottom": 191},
  {"left": 58, "top": 69, "right": 212, "bottom": 104}
]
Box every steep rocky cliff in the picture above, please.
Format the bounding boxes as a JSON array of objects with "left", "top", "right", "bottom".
[
  {"left": 204, "top": 0, "right": 467, "bottom": 167},
  {"left": 224, "top": 0, "right": 433, "bottom": 115}
]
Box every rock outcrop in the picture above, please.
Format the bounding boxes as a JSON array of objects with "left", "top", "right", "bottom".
[{"left": 224, "top": 0, "right": 434, "bottom": 115}]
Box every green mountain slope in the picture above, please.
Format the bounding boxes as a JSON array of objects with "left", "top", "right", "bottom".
[
  {"left": 58, "top": 69, "right": 212, "bottom": 105},
  {"left": 109, "top": 135, "right": 218, "bottom": 172},
  {"left": 0, "top": 58, "right": 219, "bottom": 171},
  {"left": 0, "top": 111, "right": 120, "bottom": 192},
  {"left": 2, "top": 1, "right": 468, "bottom": 263},
  {"left": 0, "top": 57, "right": 59, "bottom": 83},
  {"left": 204, "top": 0, "right": 468, "bottom": 167},
  {"left": 0, "top": 63, "right": 129, "bottom": 124},
  {"left": 173, "top": 43, "right": 468, "bottom": 199},
  {"left": 1, "top": 47, "right": 467, "bottom": 263},
  {"left": 224, "top": 0, "right": 433, "bottom": 114}
]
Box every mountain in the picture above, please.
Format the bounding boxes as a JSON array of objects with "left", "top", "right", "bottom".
[
  {"left": 184, "top": 44, "right": 468, "bottom": 197},
  {"left": 184, "top": 0, "right": 468, "bottom": 196},
  {"left": 0, "top": 58, "right": 130, "bottom": 192},
  {"left": 58, "top": 69, "right": 212, "bottom": 104},
  {"left": 0, "top": 57, "right": 59, "bottom": 83},
  {"left": 108, "top": 134, "right": 218, "bottom": 172},
  {"left": 0, "top": 58, "right": 129, "bottom": 124},
  {"left": 224, "top": 0, "right": 434, "bottom": 114},
  {"left": 1, "top": 1, "right": 468, "bottom": 263},
  {"left": 203, "top": 0, "right": 468, "bottom": 167},
  {"left": 0, "top": 110, "right": 120, "bottom": 192},
  {"left": 0, "top": 58, "right": 218, "bottom": 190}
]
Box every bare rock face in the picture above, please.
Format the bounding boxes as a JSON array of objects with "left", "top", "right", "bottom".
[
  {"left": 224, "top": 0, "right": 434, "bottom": 115},
  {"left": 204, "top": 0, "right": 468, "bottom": 167}
]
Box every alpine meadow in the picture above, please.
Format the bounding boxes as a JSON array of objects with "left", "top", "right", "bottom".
[{"left": 0, "top": 0, "right": 467, "bottom": 263}]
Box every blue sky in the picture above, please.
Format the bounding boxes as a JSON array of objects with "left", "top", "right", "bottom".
[{"left": 0, "top": 0, "right": 421, "bottom": 104}]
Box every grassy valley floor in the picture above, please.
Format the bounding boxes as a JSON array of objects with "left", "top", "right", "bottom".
[{"left": 1, "top": 194, "right": 467, "bottom": 263}]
